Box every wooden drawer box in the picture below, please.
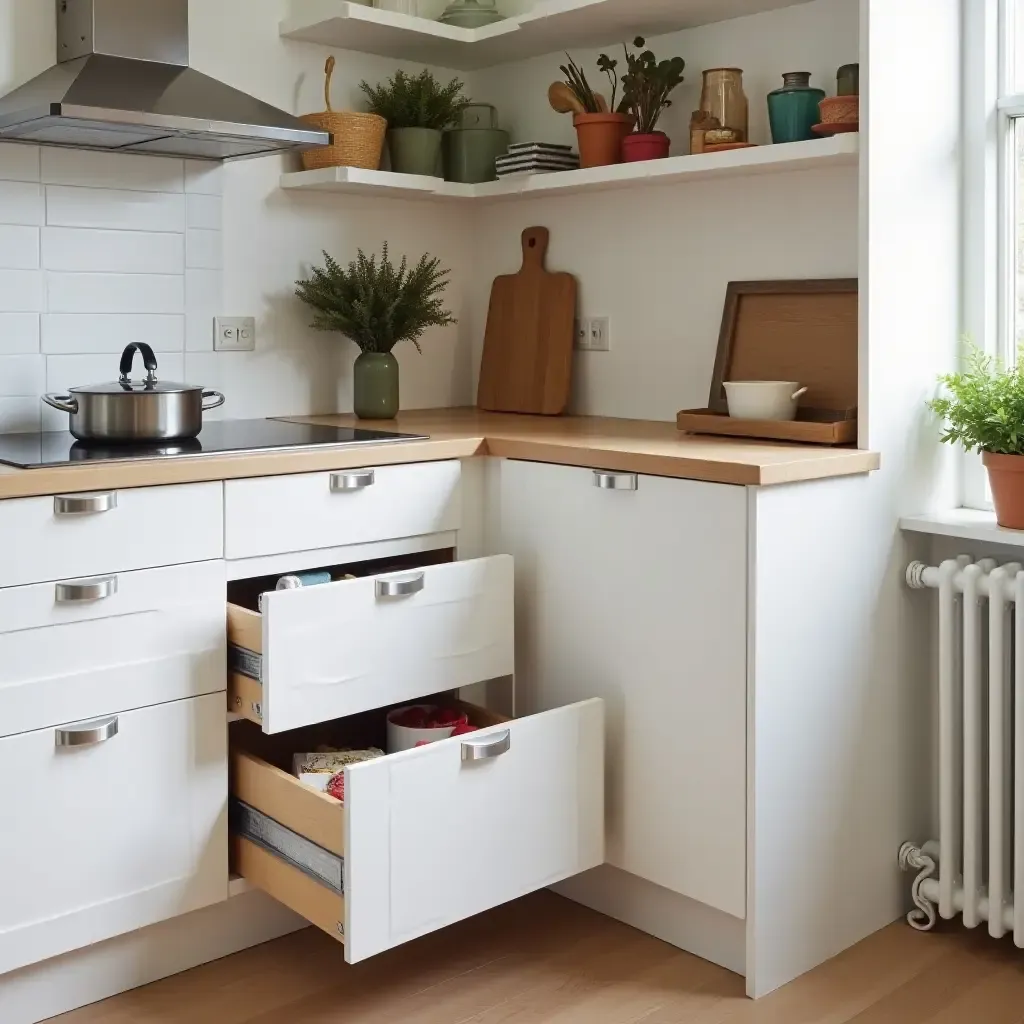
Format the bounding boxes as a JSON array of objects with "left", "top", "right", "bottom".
[
  {"left": 227, "top": 554, "right": 514, "bottom": 734},
  {"left": 0, "top": 482, "right": 223, "bottom": 589},
  {"left": 229, "top": 699, "right": 605, "bottom": 963},
  {"left": 223, "top": 461, "right": 463, "bottom": 561}
]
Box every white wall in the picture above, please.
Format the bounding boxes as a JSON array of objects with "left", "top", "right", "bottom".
[
  {"left": 471, "top": 0, "right": 860, "bottom": 420},
  {"left": 0, "top": 0, "right": 478, "bottom": 428}
]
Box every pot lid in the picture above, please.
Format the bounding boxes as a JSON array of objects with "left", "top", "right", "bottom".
[{"left": 68, "top": 342, "right": 202, "bottom": 395}]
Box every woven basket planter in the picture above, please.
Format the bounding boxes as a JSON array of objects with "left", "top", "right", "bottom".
[{"left": 299, "top": 111, "right": 387, "bottom": 171}]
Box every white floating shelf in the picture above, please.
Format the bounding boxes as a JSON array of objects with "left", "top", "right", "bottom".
[
  {"left": 280, "top": 0, "right": 816, "bottom": 70},
  {"left": 280, "top": 135, "right": 859, "bottom": 202}
]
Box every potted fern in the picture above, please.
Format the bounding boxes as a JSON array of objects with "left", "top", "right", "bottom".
[
  {"left": 930, "top": 341, "right": 1024, "bottom": 529},
  {"left": 360, "top": 69, "right": 468, "bottom": 176},
  {"left": 295, "top": 246, "right": 456, "bottom": 419},
  {"left": 614, "top": 37, "right": 686, "bottom": 162}
]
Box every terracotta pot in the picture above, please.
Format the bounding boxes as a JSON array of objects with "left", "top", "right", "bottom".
[
  {"left": 983, "top": 451, "right": 1024, "bottom": 529},
  {"left": 818, "top": 95, "right": 859, "bottom": 125},
  {"left": 622, "top": 132, "right": 670, "bottom": 162},
  {"left": 573, "top": 113, "right": 631, "bottom": 168}
]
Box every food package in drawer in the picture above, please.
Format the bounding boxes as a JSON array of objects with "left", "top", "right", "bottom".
[{"left": 292, "top": 749, "right": 384, "bottom": 795}]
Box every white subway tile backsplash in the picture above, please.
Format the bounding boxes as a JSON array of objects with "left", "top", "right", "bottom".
[
  {"left": 42, "top": 227, "right": 184, "bottom": 274},
  {"left": 0, "top": 354, "right": 45, "bottom": 395},
  {"left": 48, "top": 273, "right": 184, "bottom": 315},
  {"left": 46, "top": 186, "right": 186, "bottom": 233},
  {"left": 42, "top": 313, "right": 184, "bottom": 354},
  {"left": 41, "top": 149, "right": 184, "bottom": 193},
  {"left": 186, "top": 229, "right": 222, "bottom": 270},
  {"left": 185, "top": 268, "right": 222, "bottom": 351},
  {"left": 0, "top": 397, "right": 41, "bottom": 433},
  {"left": 0, "top": 144, "right": 40, "bottom": 183},
  {"left": 186, "top": 194, "right": 222, "bottom": 230},
  {"left": 184, "top": 160, "right": 223, "bottom": 196},
  {"left": 0, "top": 270, "right": 44, "bottom": 312},
  {"left": 0, "top": 226, "right": 39, "bottom": 269},
  {"left": 0, "top": 182, "right": 44, "bottom": 227},
  {"left": 0, "top": 313, "right": 40, "bottom": 353}
]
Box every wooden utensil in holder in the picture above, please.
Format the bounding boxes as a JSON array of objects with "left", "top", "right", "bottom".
[
  {"left": 300, "top": 56, "right": 387, "bottom": 171},
  {"left": 677, "top": 279, "right": 860, "bottom": 446}
]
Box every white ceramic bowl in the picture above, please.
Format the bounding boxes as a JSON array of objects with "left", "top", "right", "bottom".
[
  {"left": 385, "top": 705, "right": 468, "bottom": 753},
  {"left": 724, "top": 381, "right": 808, "bottom": 422}
]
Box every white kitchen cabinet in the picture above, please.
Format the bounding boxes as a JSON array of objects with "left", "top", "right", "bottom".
[
  {"left": 0, "top": 692, "right": 227, "bottom": 977},
  {"left": 497, "top": 460, "right": 748, "bottom": 919},
  {"left": 227, "top": 554, "right": 514, "bottom": 733}
]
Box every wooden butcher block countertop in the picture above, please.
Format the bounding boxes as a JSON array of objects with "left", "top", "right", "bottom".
[{"left": 0, "top": 408, "right": 879, "bottom": 500}]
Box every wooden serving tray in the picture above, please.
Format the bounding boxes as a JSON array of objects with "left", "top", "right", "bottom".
[{"left": 676, "top": 408, "right": 858, "bottom": 446}]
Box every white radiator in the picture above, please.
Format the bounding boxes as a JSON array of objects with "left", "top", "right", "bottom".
[{"left": 901, "top": 557, "right": 1024, "bottom": 940}]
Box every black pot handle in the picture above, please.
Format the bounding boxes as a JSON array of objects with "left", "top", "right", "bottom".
[{"left": 119, "top": 342, "right": 159, "bottom": 383}]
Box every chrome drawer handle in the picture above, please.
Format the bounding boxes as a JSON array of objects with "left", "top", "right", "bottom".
[
  {"left": 55, "top": 576, "right": 118, "bottom": 603},
  {"left": 593, "top": 471, "right": 638, "bottom": 491},
  {"left": 54, "top": 491, "right": 117, "bottom": 515},
  {"left": 462, "top": 729, "right": 511, "bottom": 762},
  {"left": 375, "top": 573, "right": 425, "bottom": 599},
  {"left": 331, "top": 471, "right": 375, "bottom": 492},
  {"left": 55, "top": 716, "right": 119, "bottom": 748}
]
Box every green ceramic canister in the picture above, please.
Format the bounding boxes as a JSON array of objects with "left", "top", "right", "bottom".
[
  {"left": 443, "top": 104, "right": 510, "bottom": 183},
  {"left": 767, "top": 72, "right": 826, "bottom": 144}
]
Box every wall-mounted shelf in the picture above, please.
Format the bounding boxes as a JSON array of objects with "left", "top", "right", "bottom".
[
  {"left": 280, "top": 135, "right": 859, "bottom": 203},
  {"left": 280, "top": 0, "right": 816, "bottom": 70}
]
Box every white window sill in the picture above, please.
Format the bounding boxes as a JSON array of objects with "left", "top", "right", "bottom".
[{"left": 900, "top": 509, "right": 1024, "bottom": 546}]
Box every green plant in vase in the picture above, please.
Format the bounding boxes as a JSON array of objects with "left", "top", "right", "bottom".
[
  {"left": 615, "top": 37, "right": 685, "bottom": 162},
  {"left": 360, "top": 69, "right": 469, "bottom": 175},
  {"left": 295, "top": 245, "right": 456, "bottom": 420},
  {"left": 929, "top": 339, "right": 1024, "bottom": 528}
]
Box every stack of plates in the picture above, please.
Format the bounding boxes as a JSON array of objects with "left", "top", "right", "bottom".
[{"left": 496, "top": 143, "right": 580, "bottom": 178}]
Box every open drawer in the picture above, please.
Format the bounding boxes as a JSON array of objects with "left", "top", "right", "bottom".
[
  {"left": 230, "top": 699, "right": 605, "bottom": 962},
  {"left": 227, "top": 554, "right": 514, "bottom": 733}
]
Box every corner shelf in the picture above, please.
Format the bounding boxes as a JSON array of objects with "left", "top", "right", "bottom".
[
  {"left": 279, "top": 135, "right": 859, "bottom": 203},
  {"left": 280, "top": 0, "right": 817, "bottom": 70}
]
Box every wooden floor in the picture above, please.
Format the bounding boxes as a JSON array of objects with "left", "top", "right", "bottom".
[{"left": 55, "top": 891, "right": 1024, "bottom": 1023}]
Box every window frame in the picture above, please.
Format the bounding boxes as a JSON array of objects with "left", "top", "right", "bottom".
[{"left": 962, "top": 0, "right": 1015, "bottom": 509}]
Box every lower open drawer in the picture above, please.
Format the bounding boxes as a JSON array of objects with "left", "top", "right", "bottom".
[{"left": 230, "top": 698, "right": 605, "bottom": 963}]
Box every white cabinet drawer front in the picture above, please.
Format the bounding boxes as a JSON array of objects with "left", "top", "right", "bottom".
[
  {"left": 0, "top": 482, "right": 223, "bottom": 588},
  {"left": 230, "top": 699, "right": 605, "bottom": 963},
  {"left": 230, "top": 555, "right": 513, "bottom": 733},
  {"left": 0, "top": 692, "right": 227, "bottom": 976},
  {"left": 223, "top": 461, "right": 462, "bottom": 560},
  {"left": 0, "top": 560, "right": 225, "bottom": 738}
]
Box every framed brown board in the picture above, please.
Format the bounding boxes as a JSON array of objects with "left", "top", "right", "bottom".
[{"left": 708, "top": 279, "right": 859, "bottom": 417}]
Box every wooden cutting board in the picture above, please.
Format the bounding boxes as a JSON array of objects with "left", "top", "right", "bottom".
[{"left": 477, "top": 226, "right": 577, "bottom": 416}]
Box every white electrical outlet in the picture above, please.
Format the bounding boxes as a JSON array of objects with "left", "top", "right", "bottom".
[
  {"left": 589, "top": 317, "right": 610, "bottom": 352},
  {"left": 575, "top": 317, "right": 592, "bottom": 351},
  {"left": 214, "top": 317, "right": 256, "bottom": 352}
]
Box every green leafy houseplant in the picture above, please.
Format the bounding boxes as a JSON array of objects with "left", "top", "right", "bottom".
[
  {"left": 929, "top": 339, "right": 1024, "bottom": 528},
  {"left": 359, "top": 69, "right": 468, "bottom": 130},
  {"left": 617, "top": 37, "right": 685, "bottom": 136},
  {"left": 560, "top": 52, "right": 620, "bottom": 114},
  {"left": 295, "top": 245, "right": 456, "bottom": 419}
]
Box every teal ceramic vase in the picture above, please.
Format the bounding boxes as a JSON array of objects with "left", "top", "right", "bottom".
[
  {"left": 353, "top": 352, "right": 399, "bottom": 420},
  {"left": 767, "top": 72, "right": 825, "bottom": 144}
]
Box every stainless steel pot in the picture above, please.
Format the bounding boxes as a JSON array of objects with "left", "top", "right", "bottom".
[{"left": 43, "top": 342, "right": 226, "bottom": 442}]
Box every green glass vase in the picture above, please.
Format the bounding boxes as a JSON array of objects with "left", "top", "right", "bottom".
[
  {"left": 767, "top": 72, "right": 826, "bottom": 144},
  {"left": 353, "top": 351, "right": 399, "bottom": 420}
]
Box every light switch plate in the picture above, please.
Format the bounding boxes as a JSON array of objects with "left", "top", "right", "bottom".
[{"left": 214, "top": 317, "right": 256, "bottom": 352}]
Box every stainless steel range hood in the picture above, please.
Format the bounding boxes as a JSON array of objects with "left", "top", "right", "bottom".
[{"left": 0, "top": 0, "right": 329, "bottom": 161}]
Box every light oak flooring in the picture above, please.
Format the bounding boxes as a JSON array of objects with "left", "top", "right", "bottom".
[{"left": 55, "top": 891, "right": 1024, "bottom": 1023}]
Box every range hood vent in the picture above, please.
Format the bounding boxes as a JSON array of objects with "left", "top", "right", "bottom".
[{"left": 0, "top": 0, "right": 329, "bottom": 161}]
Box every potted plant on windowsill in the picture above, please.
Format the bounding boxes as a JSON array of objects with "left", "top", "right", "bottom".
[
  {"left": 930, "top": 341, "right": 1024, "bottom": 529},
  {"left": 559, "top": 52, "right": 632, "bottom": 168},
  {"left": 614, "top": 37, "right": 686, "bottom": 162},
  {"left": 295, "top": 245, "right": 456, "bottom": 420},
  {"left": 360, "top": 69, "right": 469, "bottom": 176}
]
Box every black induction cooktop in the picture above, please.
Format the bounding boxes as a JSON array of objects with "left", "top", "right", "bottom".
[{"left": 0, "top": 419, "right": 428, "bottom": 469}]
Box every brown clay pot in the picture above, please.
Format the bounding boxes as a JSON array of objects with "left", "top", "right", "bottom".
[
  {"left": 983, "top": 451, "right": 1024, "bottom": 529},
  {"left": 818, "top": 95, "right": 859, "bottom": 125},
  {"left": 573, "top": 113, "right": 631, "bottom": 168}
]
